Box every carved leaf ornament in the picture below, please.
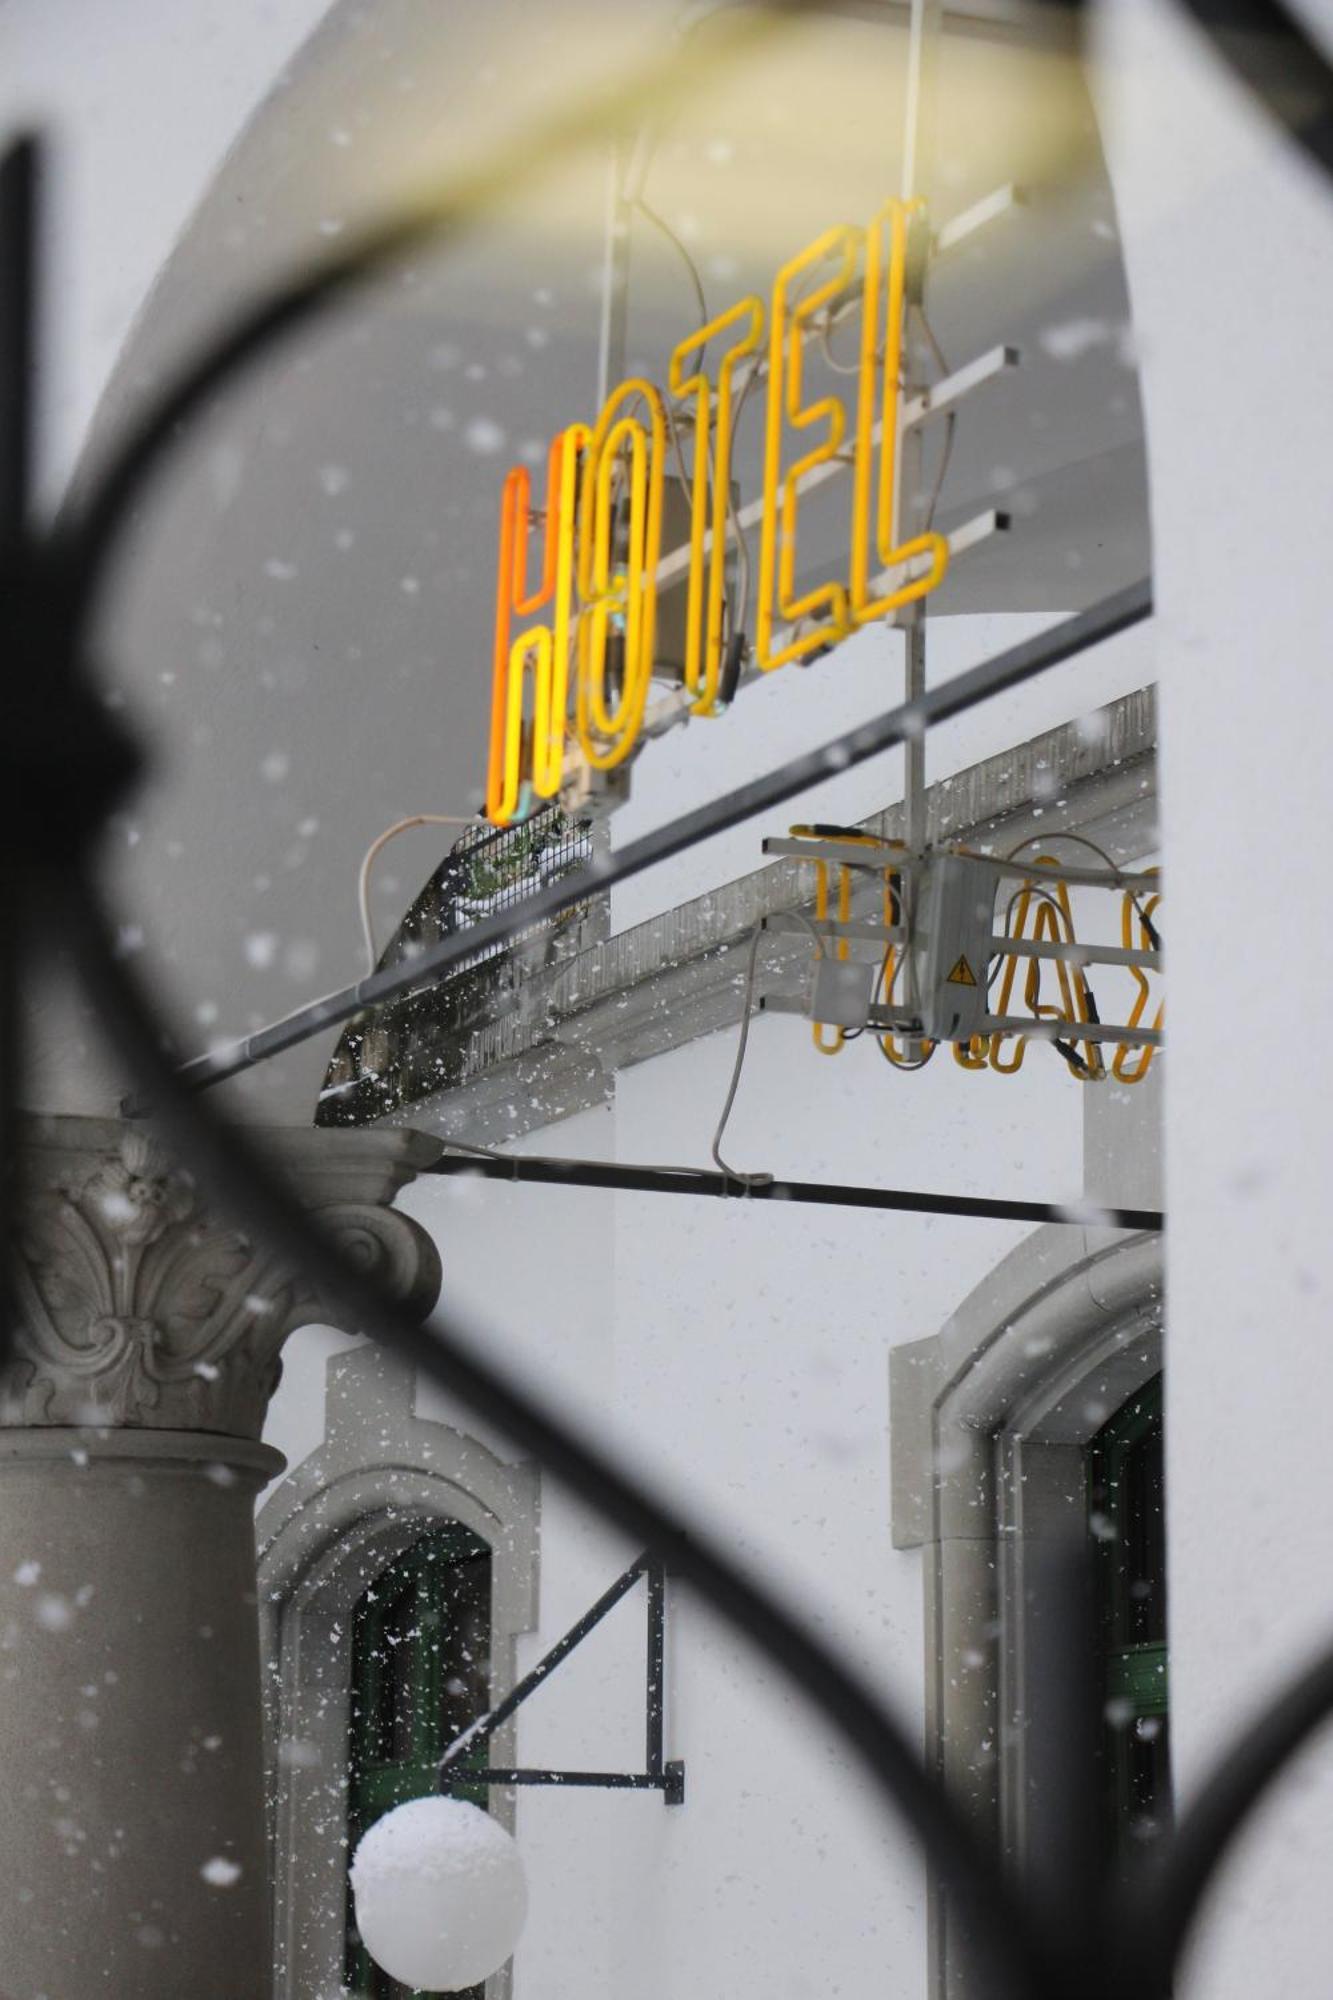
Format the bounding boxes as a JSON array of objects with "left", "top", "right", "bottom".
[{"left": 3, "top": 1119, "right": 441, "bottom": 1436}]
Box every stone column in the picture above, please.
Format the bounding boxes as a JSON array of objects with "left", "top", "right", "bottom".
[{"left": 0, "top": 1113, "right": 441, "bottom": 2000}]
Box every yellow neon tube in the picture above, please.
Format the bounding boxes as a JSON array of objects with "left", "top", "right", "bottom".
[
  {"left": 576, "top": 380, "right": 667, "bottom": 771},
  {"left": 756, "top": 225, "right": 861, "bottom": 673},
  {"left": 669, "top": 297, "right": 764, "bottom": 715},
  {"left": 851, "top": 199, "right": 950, "bottom": 627},
  {"left": 532, "top": 422, "right": 589, "bottom": 801},
  {"left": 487, "top": 429, "right": 579, "bottom": 824},
  {"left": 991, "top": 863, "right": 1102, "bottom": 1080},
  {"left": 989, "top": 879, "right": 1037, "bottom": 1073},
  {"left": 487, "top": 467, "right": 524, "bottom": 823},
  {"left": 878, "top": 865, "right": 937, "bottom": 1068},
  {"left": 1113, "top": 879, "right": 1162, "bottom": 1083},
  {"left": 811, "top": 858, "right": 844, "bottom": 1053},
  {"left": 493, "top": 628, "right": 549, "bottom": 826}
]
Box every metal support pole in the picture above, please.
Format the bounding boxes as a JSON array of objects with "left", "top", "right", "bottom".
[
  {"left": 585, "top": 137, "right": 633, "bottom": 929},
  {"left": 898, "top": 0, "right": 941, "bottom": 1047},
  {"left": 647, "top": 1558, "right": 667, "bottom": 1778},
  {"left": 425, "top": 1150, "right": 1164, "bottom": 1233},
  {"left": 901, "top": 0, "right": 942, "bottom": 210}
]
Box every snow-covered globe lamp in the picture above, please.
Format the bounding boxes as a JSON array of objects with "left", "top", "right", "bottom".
[{"left": 351, "top": 1797, "right": 528, "bottom": 1992}]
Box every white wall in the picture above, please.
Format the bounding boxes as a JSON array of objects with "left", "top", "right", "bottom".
[
  {"left": 263, "top": 866, "right": 1127, "bottom": 2000},
  {"left": 1096, "top": 0, "right": 1333, "bottom": 1993}
]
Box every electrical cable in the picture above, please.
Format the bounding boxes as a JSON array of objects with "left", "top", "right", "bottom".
[
  {"left": 1002, "top": 828, "right": 1163, "bottom": 950},
  {"left": 714, "top": 350, "right": 762, "bottom": 652},
  {"left": 618, "top": 78, "right": 800, "bottom": 674},
  {"left": 358, "top": 813, "right": 479, "bottom": 974},
  {"left": 647, "top": 201, "right": 754, "bottom": 671},
  {"left": 923, "top": 413, "right": 955, "bottom": 537},
  {"left": 632, "top": 195, "right": 710, "bottom": 345},
  {"left": 630, "top": 193, "right": 725, "bottom": 615},
  {"left": 913, "top": 302, "right": 955, "bottom": 537},
  {"left": 711, "top": 927, "right": 777, "bottom": 1187},
  {"left": 711, "top": 913, "right": 824, "bottom": 1187},
  {"left": 994, "top": 880, "right": 1075, "bottom": 955},
  {"left": 815, "top": 305, "right": 866, "bottom": 376}
]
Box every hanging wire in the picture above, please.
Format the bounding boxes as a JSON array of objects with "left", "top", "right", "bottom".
[
  {"left": 711, "top": 914, "right": 824, "bottom": 1186},
  {"left": 357, "top": 813, "right": 479, "bottom": 975}
]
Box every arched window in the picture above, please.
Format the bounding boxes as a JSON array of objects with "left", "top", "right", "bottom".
[
  {"left": 346, "top": 1527, "right": 492, "bottom": 1998},
  {"left": 890, "top": 1226, "right": 1163, "bottom": 1998},
  {"left": 1089, "top": 1375, "right": 1170, "bottom": 1866},
  {"left": 257, "top": 1346, "right": 538, "bottom": 2000}
]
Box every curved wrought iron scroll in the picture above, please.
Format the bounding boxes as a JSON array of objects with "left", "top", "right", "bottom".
[{"left": 5, "top": 1, "right": 1333, "bottom": 1994}]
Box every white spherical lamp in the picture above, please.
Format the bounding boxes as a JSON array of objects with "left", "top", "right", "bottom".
[{"left": 351, "top": 1796, "right": 528, "bottom": 1992}]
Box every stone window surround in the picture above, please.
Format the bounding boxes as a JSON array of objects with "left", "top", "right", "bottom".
[
  {"left": 891, "top": 1225, "right": 1163, "bottom": 2000},
  {"left": 257, "top": 1344, "right": 540, "bottom": 2000}
]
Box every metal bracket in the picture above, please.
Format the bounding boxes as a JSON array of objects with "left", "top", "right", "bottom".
[{"left": 437, "top": 1553, "right": 685, "bottom": 1806}]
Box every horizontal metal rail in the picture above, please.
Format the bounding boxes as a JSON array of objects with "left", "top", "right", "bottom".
[
  {"left": 764, "top": 917, "right": 1157, "bottom": 968},
  {"left": 763, "top": 836, "right": 1162, "bottom": 891},
  {"left": 582, "top": 509, "right": 1011, "bottom": 788},
  {"left": 450, "top": 1767, "right": 684, "bottom": 1796},
  {"left": 990, "top": 937, "right": 1159, "bottom": 971},
  {"left": 425, "top": 1150, "right": 1163, "bottom": 1232},
  {"left": 652, "top": 367, "right": 1012, "bottom": 589},
  {"left": 975, "top": 1013, "right": 1162, "bottom": 1048},
  {"left": 764, "top": 913, "right": 909, "bottom": 945},
  {"left": 762, "top": 992, "right": 1163, "bottom": 1049}
]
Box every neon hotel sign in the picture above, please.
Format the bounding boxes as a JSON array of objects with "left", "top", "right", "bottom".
[{"left": 486, "top": 197, "right": 950, "bottom": 825}]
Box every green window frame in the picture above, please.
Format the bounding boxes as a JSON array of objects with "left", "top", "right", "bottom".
[
  {"left": 1087, "top": 1373, "right": 1170, "bottom": 1870},
  {"left": 347, "top": 1526, "right": 493, "bottom": 2000}
]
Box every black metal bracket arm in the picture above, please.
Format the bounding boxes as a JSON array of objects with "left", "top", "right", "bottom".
[
  {"left": 425, "top": 1149, "right": 1163, "bottom": 1233},
  {"left": 437, "top": 1553, "right": 685, "bottom": 1807}
]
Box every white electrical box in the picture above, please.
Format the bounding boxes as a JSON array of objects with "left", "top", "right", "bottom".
[
  {"left": 811, "top": 956, "right": 878, "bottom": 1029},
  {"left": 913, "top": 855, "right": 999, "bottom": 1043}
]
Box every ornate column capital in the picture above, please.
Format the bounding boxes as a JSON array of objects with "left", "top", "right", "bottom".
[{"left": 3, "top": 1114, "right": 443, "bottom": 1439}]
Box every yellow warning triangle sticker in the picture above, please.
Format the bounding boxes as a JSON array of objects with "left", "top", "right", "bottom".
[{"left": 946, "top": 954, "right": 978, "bottom": 988}]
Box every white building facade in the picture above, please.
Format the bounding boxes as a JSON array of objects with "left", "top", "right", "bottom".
[{"left": 2, "top": 1, "right": 1330, "bottom": 1998}]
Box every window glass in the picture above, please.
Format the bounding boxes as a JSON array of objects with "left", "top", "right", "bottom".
[
  {"left": 347, "top": 1529, "right": 493, "bottom": 2000},
  {"left": 1088, "top": 1376, "right": 1170, "bottom": 1868}
]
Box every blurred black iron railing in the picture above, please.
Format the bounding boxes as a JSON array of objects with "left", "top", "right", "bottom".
[{"left": 4, "top": 2, "right": 1333, "bottom": 1995}]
